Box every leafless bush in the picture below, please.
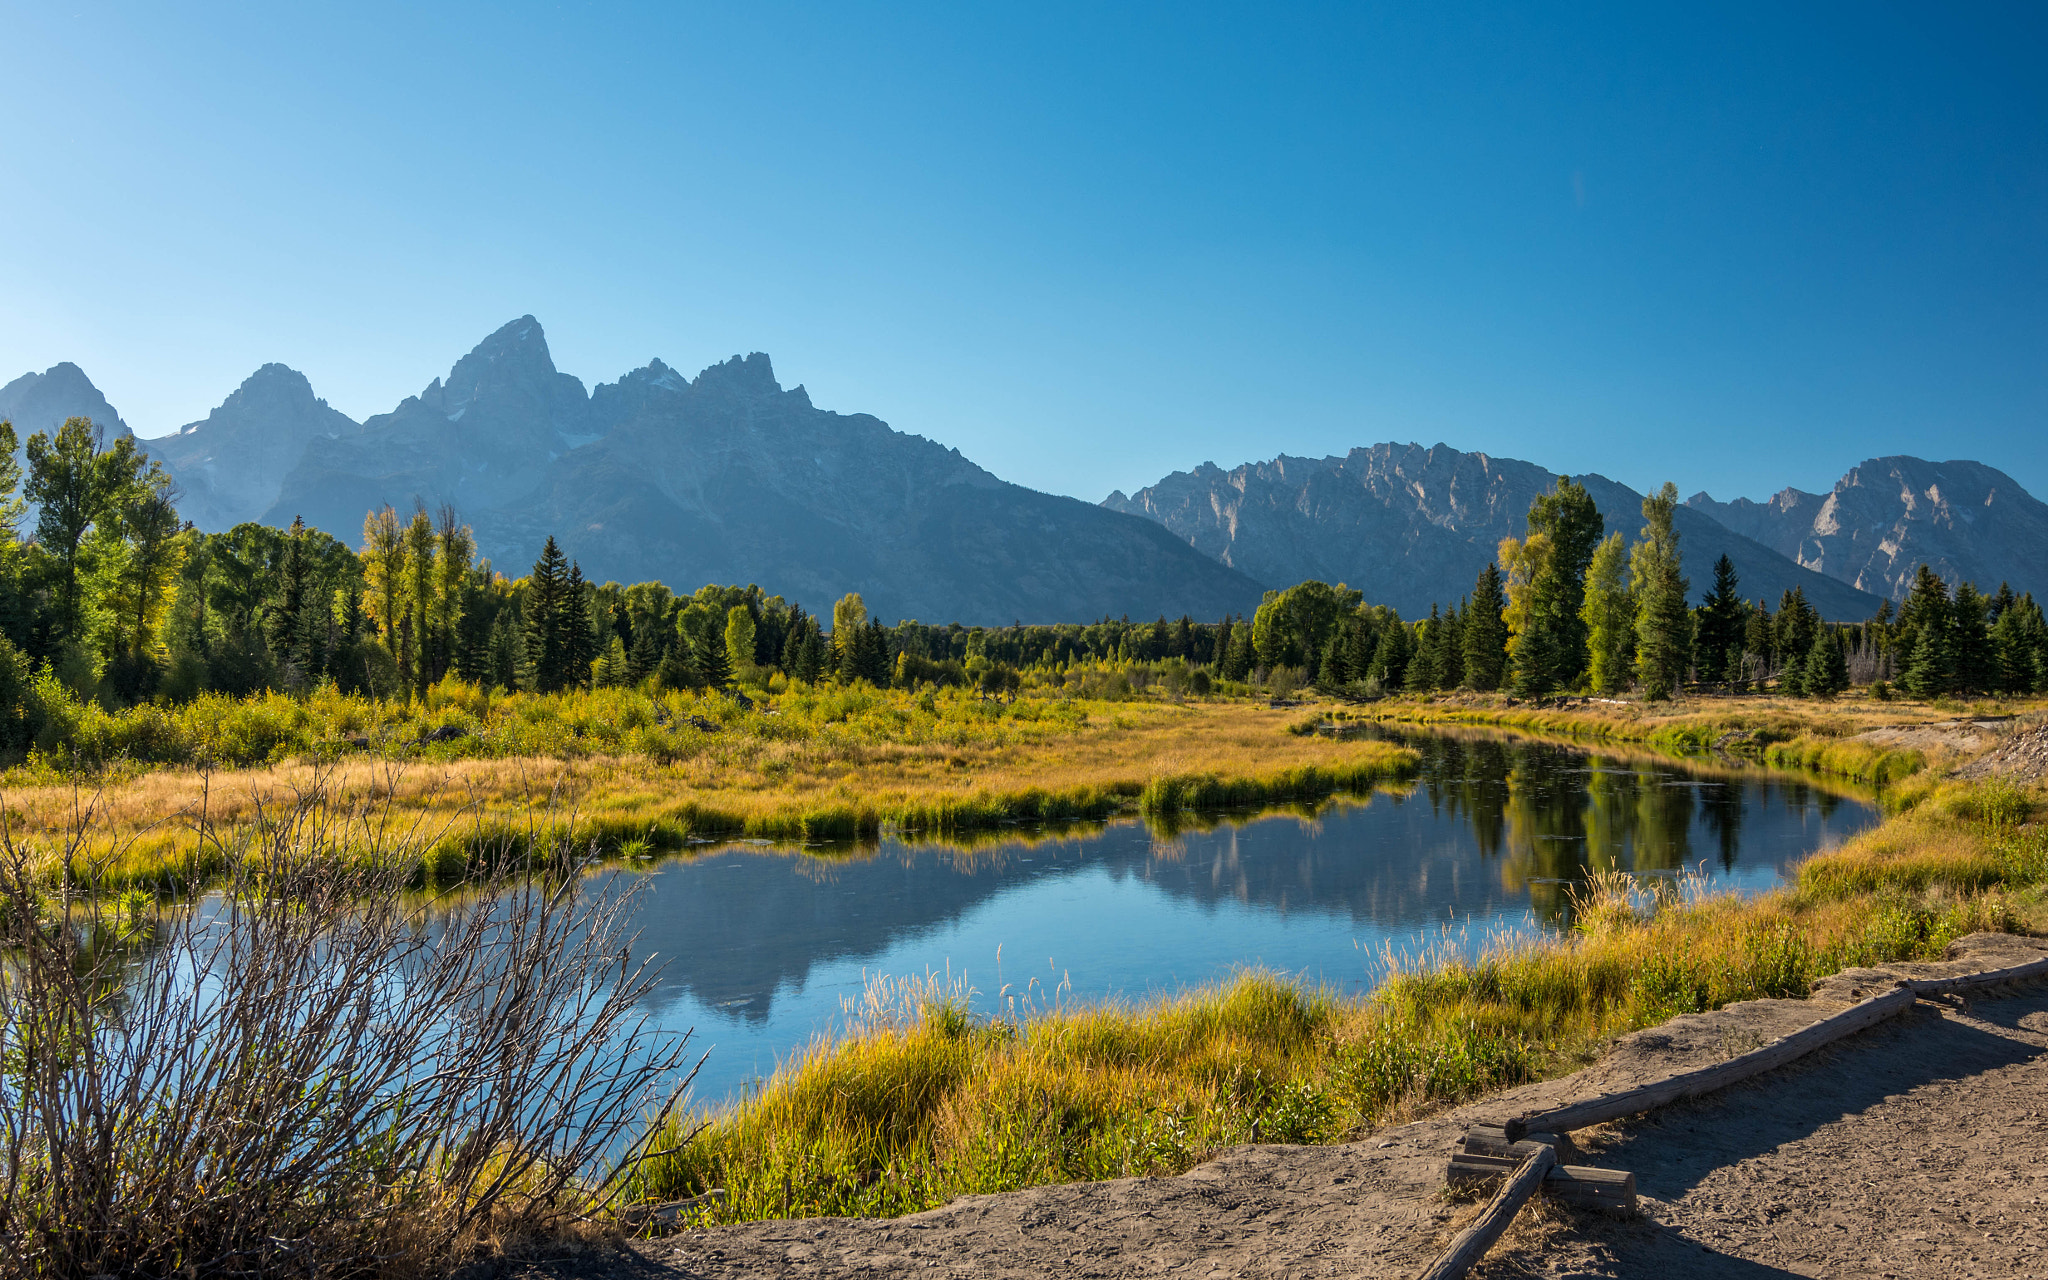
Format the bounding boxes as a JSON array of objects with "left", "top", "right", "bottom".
[{"left": 0, "top": 780, "right": 697, "bottom": 1279}]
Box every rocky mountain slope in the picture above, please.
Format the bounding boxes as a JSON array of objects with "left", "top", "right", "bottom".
[
  {"left": 142, "top": 364, "right": 361, "bottom": 531},
  {"left": 1106, "top": 444, "right": 1886, "bottom": 620},
  {"left": 248, "top": 318, "right": 1265, "bottom": 624},
  {"left": 1686, "top": 457, "right": 2048, "bottom": 602}
]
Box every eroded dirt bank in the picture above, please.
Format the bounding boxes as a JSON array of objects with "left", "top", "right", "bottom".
[{"left": 510, "top": 934, "right": 2048, "bottom": 1280}]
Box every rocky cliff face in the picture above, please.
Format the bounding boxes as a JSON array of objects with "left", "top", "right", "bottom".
[
  {"left": 142, "top": 364, "right": 360, "bottom": 531},
  {"left": 1686, "top": 457, "right": 2048, "bottom": 601},
  {"left": 1106, "top": 443, "right": 1886, "bottom": 620}
]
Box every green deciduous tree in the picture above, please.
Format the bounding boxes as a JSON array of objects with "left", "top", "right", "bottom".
[
  {"left": 1581, "top": 531, "right": 1634, "bottom": 695},
  {"left": 1629, "top": 483, "right": 1689, "bottom": 700}
]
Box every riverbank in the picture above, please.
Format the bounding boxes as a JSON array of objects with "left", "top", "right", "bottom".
[
  {"left": 623, "top": 707, "right": 2047, "bottom": 1227},
  {"left": 4, "top": 695, "right": 1417, "bottom": 896},
  {"left": 1345, "top": 689, "right": 2023, "bottom": 786}
]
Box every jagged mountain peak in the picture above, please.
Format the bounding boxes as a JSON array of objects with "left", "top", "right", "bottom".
[
  {"left": 1685, "top": 455, "right": 2048, "bottom": 601},
  {"left": 1111, "top": 441, "right": 1884, "bottom": 619},
  {"left": 692, "top": 351, "right": 781, "bottom": 397},
  {"left": 0, "top": 361, "right": 133, "bottom": 438}
]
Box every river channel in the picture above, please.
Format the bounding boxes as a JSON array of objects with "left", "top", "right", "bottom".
[{"left": 609, "top": 729, "right": 1878, "bottom": 1102}]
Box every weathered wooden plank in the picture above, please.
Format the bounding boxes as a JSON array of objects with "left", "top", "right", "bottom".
[
  {"left": 1502, "top": 983, "right": 1916, "bottom": 1139},
  {"left": 1417, "top": 1145, "right": 1556, "bottom": 1280},
  {"left": 1460, "top": 1126, "right": 1562, "bottom": 1159},
  {"left": 1447, "top": 1154, "right": 1637, "bottom": 1215},
  {"left": 1907, "top": 953, "right": 2048, "bottom": 996}
]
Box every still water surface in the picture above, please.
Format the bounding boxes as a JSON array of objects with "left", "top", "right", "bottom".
[{"left": 615, "top": 731, "right": 1877, "bottom": 1102}]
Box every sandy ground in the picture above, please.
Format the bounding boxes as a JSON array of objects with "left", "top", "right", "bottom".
[
  {"left": 1850, "top": 716, "right": 2027, "bottom": 761},
  {"left": 504, "top": 934, "right": 2048, "bottom": 1280}
]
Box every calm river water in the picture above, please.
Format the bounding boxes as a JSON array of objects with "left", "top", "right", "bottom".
[{"left": 611, "top": 730, "right": 1877, "bottom": 1102}]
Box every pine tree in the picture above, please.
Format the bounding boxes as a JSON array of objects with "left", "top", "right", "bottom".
[
  {"left": 656, "top": 631, "right": 695, "bottom": 691},
  {"left": 1580, "top": 531, "right": 1634, "bottom": 695},
  {"left": 1222, "top": 616, "right": 1255, "bottom": 681},
  {"left": 1898, "top": 569, "right": 1953, "bottom": 698},
  {"left": 1522, "top": 476, "right": 1604, "bottom": 683},
  {"left": 1696, "top": 555, "right": 1743, "bottom": 684},
  {"left": 270, "top": 516, "right": 310, "bottom": 675},
  {"left": 522, "top": 536, "right": 569, "bottom": 692},
  {"left": 1404, "top": 609, "right": 1442, "bottom": 692},
  {"left": 1741, "top": 599, "right": 1774, "bottom": 689},
  {"left": 626, "top": 615, "right": 664, "bottom": 684},
  {"left": 1774, "top": 589, "right": 1817, "bottom": 695},
  {"left": 1370, "top": 620, "right": 1412, "bottom": 690},
  {"left": 1629, "top": 482, "right": 1689, "bottom": 700},
  {"left": 1949, "top": 582, "right": 1995, "bottom": 693},
  {"left": 796, "top": 627, "right": 827, "bottom": 684},
  {"left": 1992, "top": 593, "right": 2047, "bottom": 694},
  {"left": 1462, "top": 563, "right": 1510, "bottom": 692},
  {"left": 1436, "top": 601, "right": 1465, "bottom": 689},
  {"left": 562, "top": 563, "right": 597, "bottom": 688},
  {"left": 693, "top": 618, "right": 732, "bottom": 690},
  {"left": 1803, "top": 627, "right": 1849, "bottom": 698}
]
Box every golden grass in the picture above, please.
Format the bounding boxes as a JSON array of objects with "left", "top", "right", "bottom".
[{"left": 12, "top": 698, "right": 1419, "bottom": 894}]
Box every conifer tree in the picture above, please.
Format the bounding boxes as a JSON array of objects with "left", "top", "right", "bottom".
[
  {"left": 1520, "top": 477, "right": 1603, "bottom": 684},
  {"left": 626, "top": 615, "right": 663, "bottom": 684},
  {"left": 1695, "top": 555, "right": 1743, "bottom": 684},
  {"left": 1222, "top": 616, "right": 1256, "bottom": 681},
  {"left": 1803, "top": 627, "right": 1849, "bottom": 698},
  {"left": 1741, "top": 599, "right": 1774, "bottom": 689},
  {"left": 1991, "top": 593, "right": 2048, "bottom": 694},
  {"left": 1898, "top": 569, "right": 1953, "bottom": 698},
  {"left": 1369, "top": 619, "right": 1412, "bottom": 689},
  {"left": 796, "top": 627, "right": 827, "bottom": 684},
  {"left": 522, "top": 536, "right": 569, "bottom": 692},
  {"left": 1436, "top": 601, "right": 1465, "bottom": 689},
  {"left": 656, "top": 628, "right": 695, "bottom": 690},
  {"left": 693, "top": 616, "right": 732, "bottom": 690},
  {"left": 1462, "top": 563, "right": 1510, "bottom": 692},
  {"left": 1629, "top": 482, "right": 1689, "bottom": 700},
  {"left": 563, "top": 563, "right": 597, "bottom": 688},
  {"left": 1404, "top": 609, "right": 1441, "bottom": 692},
  {"left": 270, "top": 516, "right": 310, "bottom": 672},
  {"left": 1949, "top": 582, "right": 1995, "bottom": 694},
  {"left": 1774, "top": 589, "right": 1817, "bottom": 695},
  {"left": 1580, "top": 531, "right": 1634, "bottom": 695}
]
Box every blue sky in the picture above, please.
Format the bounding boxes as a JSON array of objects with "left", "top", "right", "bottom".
[{"left": 2, "top": 2, "right": 2043, "bottom": 503}]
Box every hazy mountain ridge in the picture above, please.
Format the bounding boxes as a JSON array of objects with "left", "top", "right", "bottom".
[
  {"left": 1107, "top": 444, "right": 1887, "bottom": 620},
  {"left": 1685, "top": 457, "right": 2048, "bottom": 603}
]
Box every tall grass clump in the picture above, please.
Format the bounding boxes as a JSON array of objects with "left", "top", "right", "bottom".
[{"left": 0, "top": 785, "right": 699, "bottom": 1279}]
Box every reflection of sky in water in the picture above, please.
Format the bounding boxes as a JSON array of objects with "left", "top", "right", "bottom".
[{"left": 610, "top": 735, "right": 1878, "bottom": 1102}]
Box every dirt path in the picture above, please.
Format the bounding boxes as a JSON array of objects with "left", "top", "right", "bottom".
[
  {"left": 519, "top": 936, "right": 2048, "bottom": 1280},
  {"left": 1493, "top": 988, "right": 2048, "bottom": 1279}
]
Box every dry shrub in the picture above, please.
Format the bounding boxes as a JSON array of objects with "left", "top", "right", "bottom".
[{"left": 0, "top": 781, "right": 699, "bottom": 1279}]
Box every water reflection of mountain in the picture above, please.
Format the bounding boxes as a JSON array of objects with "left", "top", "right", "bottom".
[{"left": 619, "top": 734, "right": 1872, "bottom": 1023}]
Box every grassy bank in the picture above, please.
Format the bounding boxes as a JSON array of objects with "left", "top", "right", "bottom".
[
  {"left": 1343, "top": 690, "right": 2005, "bottom": 786},
  {"left": 5, "top": 692, "right": 1418, "bottom": 896},
  {"left": 627, "top": 764, "right": 2046, "bottom": 1226}
]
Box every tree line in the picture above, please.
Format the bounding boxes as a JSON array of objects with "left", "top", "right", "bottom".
[{"left": 0, "top": 417, "right": 2041, "bottom": 710}]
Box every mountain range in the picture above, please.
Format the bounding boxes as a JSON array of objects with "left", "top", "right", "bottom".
[{"left": 5, "top": 316, "right": 2042, "bottom": 624}]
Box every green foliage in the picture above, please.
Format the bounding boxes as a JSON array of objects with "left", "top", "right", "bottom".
[
  {"left": 1580, "top": 531, "right": 1633, "bottom": 695},
  {"left": 1629, "top": 482, "right": 1689, "bottom": 700}
]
